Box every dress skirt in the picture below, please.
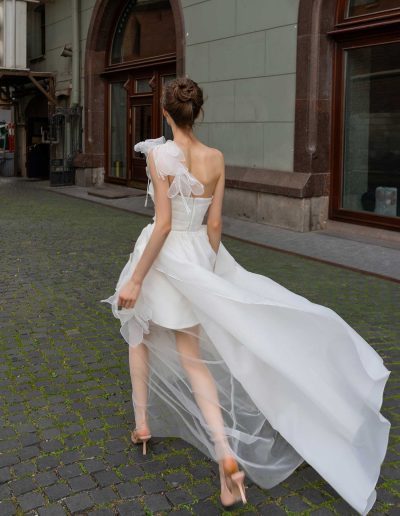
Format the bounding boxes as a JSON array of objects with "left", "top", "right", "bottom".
[{"left": 100, "top": 218, "right": 391, "bottom": 516}]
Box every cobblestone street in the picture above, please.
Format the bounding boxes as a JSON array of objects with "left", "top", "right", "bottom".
[{"left": 0, "top": 178, "right": 399, "bottom": 515}]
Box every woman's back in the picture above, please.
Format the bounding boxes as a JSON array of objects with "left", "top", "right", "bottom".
[{"left": 168, "top": 139, "right": 224, "bottom": 199}]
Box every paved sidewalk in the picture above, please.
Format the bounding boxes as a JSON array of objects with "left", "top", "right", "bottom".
[
  {"left": 0, "top": 178, "right": 399, "bottom": 515},
  {"left": 22, "top": 177, "right": 400, "bottom": 282}
]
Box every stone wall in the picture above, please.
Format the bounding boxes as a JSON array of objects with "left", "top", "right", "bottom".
[{"left": 183, "top": 0, "right": 299, "bottom": 173}]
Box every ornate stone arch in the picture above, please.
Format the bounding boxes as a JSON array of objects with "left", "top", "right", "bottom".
[{"left": 77, "top": 0, "right": 185, "bottom": 169}]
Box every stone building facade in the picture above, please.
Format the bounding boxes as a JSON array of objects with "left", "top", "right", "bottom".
[{"left": 3, "top": 0, "right": 400, "bottom": 232}]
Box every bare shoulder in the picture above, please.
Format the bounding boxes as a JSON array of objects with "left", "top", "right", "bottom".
[
  {"left": 198, "top": 143, "right": 224, "bottom": 167},
  {"left": 211, "top": 147, "right": 224, "bottom": 165}
]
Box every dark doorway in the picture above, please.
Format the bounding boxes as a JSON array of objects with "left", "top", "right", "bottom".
[{"left": 25, "top": 96, "right": 50, "bottom": 179}]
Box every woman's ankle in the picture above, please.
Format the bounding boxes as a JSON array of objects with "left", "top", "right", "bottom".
[
  {"left": 134, "top": 420, "right": 150, "bottom": 432},
  {"left": 213, "top": 435, "right": 234, "bottom": 462},
  {"left": 135, "top": 418, "right": 150, "bottom": 433}
]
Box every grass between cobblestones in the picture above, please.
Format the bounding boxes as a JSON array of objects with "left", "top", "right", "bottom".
[{"left": 0, "top": 179, "right": 399, "bottom": 515}]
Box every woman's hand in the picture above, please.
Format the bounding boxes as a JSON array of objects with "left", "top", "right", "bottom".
[{"left": 117, "top": 279, "right": 142, "bottom": 310}]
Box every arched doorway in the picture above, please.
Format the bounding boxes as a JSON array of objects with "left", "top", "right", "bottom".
[
  {"left": 25, "top": 94, "right": 50, "bottom": 179},
  {"left": 80, "top": 0, "right": 185, "bottom": 188}
]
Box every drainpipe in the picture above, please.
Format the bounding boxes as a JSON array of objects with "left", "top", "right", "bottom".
[
  {"left": 11, "top": 0, "right": 17, "bottom": 68},
  {"left": 71, "top": 0, "right": 80, "bottom": 107},
  {"left": 66, "top": 0, "right": 80, "bottom": 170}
]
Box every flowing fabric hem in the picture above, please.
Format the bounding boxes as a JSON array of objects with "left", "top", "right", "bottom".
[
  {"left": 148, "top": 258, "right": 391, "bottom": 516},
  {"left": 100, "top": 230, "right": 391, "bottom": 516}
]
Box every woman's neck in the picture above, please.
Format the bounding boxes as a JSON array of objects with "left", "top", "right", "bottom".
[{"left": 171, "top": 126, "right": 197, "bottom": 146}]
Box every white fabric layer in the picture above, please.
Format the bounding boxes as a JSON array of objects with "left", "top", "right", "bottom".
[
  {"left": 101, "top": 137, "right": 391, "bottom": 516},
  {"left": 134, "top": 136, "right": 204, "bottom": 214}
]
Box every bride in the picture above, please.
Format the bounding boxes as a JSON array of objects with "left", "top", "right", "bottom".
[{"left": 101, "top": 76, "right": 391, "bottom": 515}]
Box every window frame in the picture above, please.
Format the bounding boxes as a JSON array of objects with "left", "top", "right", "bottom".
[
  {"left": 29, "top": 4, "right": 46, "bottom": 63},
  {"left": 337, "top": 0, "right": 400, "bottom": 23},
  {"left": 107, "top": 81, "right": 129, "bottom": 182},
  {"left": 329, "top": 0, "right": 400, "bottom": 230},
  {"left": 108, "top": 0, "right": 174, "bottom": 67}
]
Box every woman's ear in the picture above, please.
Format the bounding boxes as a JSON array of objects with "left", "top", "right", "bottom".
[{"left": 163, "top": 109, "right": 172, "bottom": 127}]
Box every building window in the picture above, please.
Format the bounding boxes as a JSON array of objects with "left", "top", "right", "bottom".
[
  {"left": 109, "top": 83, "right": 127, "bottom": 179},
  {"left": 28, "top": 4, "right": 45, "bottom": 61},
  {"left": 330, "top": 0, "right": 400, "bottom": 229},
  {"left": 342, "top": 43, "right": 400, "bottom": 217},
  {"left": 110, "top": 0, "right": 175, "bottom": 65},
  {"left": 346, "top": 0, "right": 400, "bottom": 18}
]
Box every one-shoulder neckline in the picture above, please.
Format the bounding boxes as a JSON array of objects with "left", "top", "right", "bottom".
[
  {"left": 165, "top": 140, "right": 214, "bottom": 201},
  {"left": 165, "top": 139, "right": 187, "bottom": 162}
]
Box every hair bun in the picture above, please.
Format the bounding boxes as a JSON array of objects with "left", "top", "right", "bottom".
[
  {"left": 162, "top": 76, "right": 204, "bottom": 129},
  {"left": 173, "top": 78, "right": 197, "bottom": 104}
]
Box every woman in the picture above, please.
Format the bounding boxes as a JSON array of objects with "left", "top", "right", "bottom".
[{"left": 101, "top": 77, "right": 391, "bottom": 515}]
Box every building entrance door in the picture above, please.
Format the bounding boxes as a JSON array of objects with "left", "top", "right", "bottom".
[
  {"left": 129, "top": 90, "right": 154, "bottom": 187},
  {"left": 103, "top": 0, "right": 178, "bottom": 189},
  {"left": 128, "top": 72, "right": 175, "bottom": 187},
  {"left": 107, "top": 69, "right": 175, "bottom": 188}
]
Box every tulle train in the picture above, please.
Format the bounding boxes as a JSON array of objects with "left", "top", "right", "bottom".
[{"left": 100, "top": 221, "right": 391, "bottom": 516}]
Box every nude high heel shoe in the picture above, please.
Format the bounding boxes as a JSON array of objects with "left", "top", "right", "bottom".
[
  {"left": 219, "top": 456, "right": 247, "bottom": 508},
  {"left": 131, "top": 427, "right": 152, "bottom": 455}
]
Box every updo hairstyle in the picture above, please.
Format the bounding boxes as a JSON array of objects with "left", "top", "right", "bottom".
[{"left": 161, "top": 76, "right": 204, "bottom": 129}]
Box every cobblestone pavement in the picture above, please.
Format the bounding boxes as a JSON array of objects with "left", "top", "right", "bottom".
[{"left": 0, "top": 178, "right": 399, "bottom": 516}]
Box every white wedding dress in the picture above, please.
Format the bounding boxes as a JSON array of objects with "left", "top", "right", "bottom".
[{"left": 100, "top": 136, "right": 391, "bottom": 515}]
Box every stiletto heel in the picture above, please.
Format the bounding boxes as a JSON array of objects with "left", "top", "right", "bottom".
[
  {"left": 231, "top": 471, "right": 247, "bottom": 503},
  {"left": 219, "top": 456, "right": 247, "bottom": 508},
  {"left": 131, "top": 428, "right": 152, "bottom": 455}
]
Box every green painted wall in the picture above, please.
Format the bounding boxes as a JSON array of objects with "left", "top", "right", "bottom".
[
  {"left": 30, "top": 0, "right": 95, "bottom": 103},
  {"left": 30, "top": 0, "right": 299, "bottom": 172},
  {"left": 184, "top": 0, "right": 299, "bottom": 172}
]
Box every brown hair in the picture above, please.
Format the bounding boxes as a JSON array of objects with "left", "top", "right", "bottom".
[{"left": 161, "top": 76, "right": 204, "bottom": 129}]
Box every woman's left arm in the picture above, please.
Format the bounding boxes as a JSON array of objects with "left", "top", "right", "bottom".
[{"left": 117, "top": 148, "right": 171, "bottom": 309}]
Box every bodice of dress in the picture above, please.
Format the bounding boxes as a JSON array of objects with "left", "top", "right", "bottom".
[
  {"left": 145, "top": 172, "right": 212, "bottom": 231},
  {"left": 167, "top": 195, "right": 212, "bottom": 231},
  {"left": 134, "top": 136, "right": 213, "bottom": 231}
]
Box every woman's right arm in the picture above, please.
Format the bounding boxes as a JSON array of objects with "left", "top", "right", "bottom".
[
  {"left": 117, "top": 148, "right": 171, "bottom": 310},
  {"left": 207, "top": 151, "right": 225, "bottom": 254}
]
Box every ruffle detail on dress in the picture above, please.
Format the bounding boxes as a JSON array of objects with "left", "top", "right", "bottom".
[
  {"left": 134, "top": 136, "right": 166, "bottom": 157},
  {"left": 134, "top": 136, "right": 166, "bottom": 209},
  {"left": 134, "top": 137, "right": 205, "bottom": 214},
  {"left": 100, "top": 293, "right": 153, "bottom": 347},
  {"left": 100, "top": 246, "right": 154, "bottom": 347}
]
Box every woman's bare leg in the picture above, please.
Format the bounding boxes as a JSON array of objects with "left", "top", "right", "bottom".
[
  {"left": 175, "top": 326, "right": 232, "bottom": 461},
  {"left": 175, "top": 327, "right": 241, "bottom": 502},
  {"left": 128, "top": 342, "right": 150, "bottom": 432}
]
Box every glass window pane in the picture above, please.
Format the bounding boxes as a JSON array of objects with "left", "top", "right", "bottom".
[
  {"left": 135, "top": 78, "right": 152, "bottom": 93},
  {"left": 111, "top": 0, "right": 176, "bottom": 65},
  {"left": 133, "top": 104, "right": 152, "bottom": 157},
  {"left": 342, "top": 43, "right": 400, "bottom": 218},
  {"left": 109, "top": 83, "right": 127, "bottom": 179},
  {"left": 28, "top": 5, "right": 45, "bottom": 60},
  {"left": 162, "top": 74, "right": 175, "bottom": 88},
  {"left": 347, "top": 0, "right": 400, "bottom": 18}
]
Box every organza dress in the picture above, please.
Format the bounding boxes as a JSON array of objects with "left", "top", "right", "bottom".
[{"left": 100, "top": 136, "right": 391, "bottom": 516}]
